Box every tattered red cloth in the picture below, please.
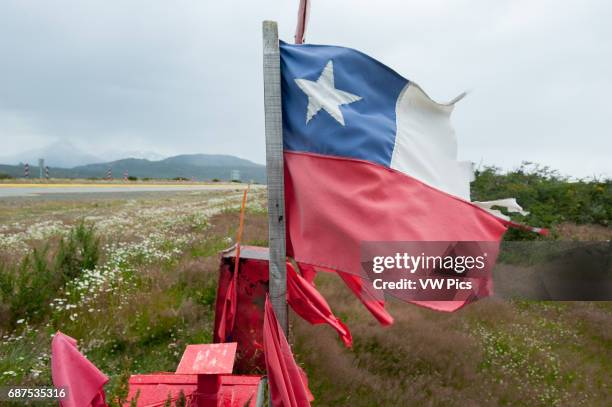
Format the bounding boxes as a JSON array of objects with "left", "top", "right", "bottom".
[
  {"left": 217, "top": 256, "right": 353, "bottom": 348},
  {"left": 287, "top": 262, "right": 353, "bottom": 347},
  {"left": 264, "top": 296, "right": 313, "bottom": 407},
  {"left": 336, "top": 270, "right": 394, "bottom": 325},
  {"left": 51, "top": 331, "right": 108, "bottom": 407},
  {"left": 295, "top": 261, "right": 393, "bottom": 326},
  {"left": 216, "top": 270, "right": 238, "bottom": 342}
]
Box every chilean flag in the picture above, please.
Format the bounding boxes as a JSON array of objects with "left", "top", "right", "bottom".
[{"left": 280, "top": 42, "right": 514, "bottom": 314}]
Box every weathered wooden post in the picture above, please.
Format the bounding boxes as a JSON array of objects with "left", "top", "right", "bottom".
[{"left": 262, "top": 21, "right": 288, "bottom": 335}]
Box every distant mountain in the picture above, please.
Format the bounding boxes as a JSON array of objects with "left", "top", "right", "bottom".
[
  {"left": 0, "top": 142, "right": 170, "bottom": 167},
  {"left": 0, "top": 141, "right": 104, "bottom": 168},
  {"left": 100, "top": 149, "right": 166, "bottom": 162},
  {"left": 162, "top": 154, "right": 259, "bottom": 167},
  {"left": 0, "top": 154, "right": 266, "bottom": 183}
]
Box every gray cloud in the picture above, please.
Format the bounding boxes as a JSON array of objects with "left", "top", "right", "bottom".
[{"left": 0, "top": 0, "right": 610, "bottom": 177}]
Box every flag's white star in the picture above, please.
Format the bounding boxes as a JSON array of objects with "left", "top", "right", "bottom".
[{"left": 295, "top": 60, "right": 362, "bottom": 126}]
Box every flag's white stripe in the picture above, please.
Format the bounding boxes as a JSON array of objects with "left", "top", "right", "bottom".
[
  {"left": 389, "top": 83, "right": 539, "bottom": 232},
  {"left": 390, "top": 83, "right": 473, "bottom": 201}
]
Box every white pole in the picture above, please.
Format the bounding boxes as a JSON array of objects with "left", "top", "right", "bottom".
[{"left": 262, "top": 20, "right": 288, "bottom": 335}]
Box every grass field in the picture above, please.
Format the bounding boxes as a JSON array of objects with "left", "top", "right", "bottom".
[
  {"left": 0, "top": 186, "right": 610, "bottom": 406},
  {"left": 0, "top": 189, "right": 266, "bottom": 405}
]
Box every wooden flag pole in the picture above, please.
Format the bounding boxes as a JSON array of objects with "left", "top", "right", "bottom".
[{"left": 262, "top": 21, "right": 288, "bottom": 335}]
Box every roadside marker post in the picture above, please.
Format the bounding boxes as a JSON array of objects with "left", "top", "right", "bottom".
[{"left": 262, "top": 20, "right": 288, "bottom": 337}]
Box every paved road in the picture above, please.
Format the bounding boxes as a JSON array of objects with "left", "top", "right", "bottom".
[{"left": 0, "top": 183, "right": 252, "bottom": 198}]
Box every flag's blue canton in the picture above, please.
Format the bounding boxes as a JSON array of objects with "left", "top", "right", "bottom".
[{"left": 280, "top": 42, "right": 407, "bottom": 167}]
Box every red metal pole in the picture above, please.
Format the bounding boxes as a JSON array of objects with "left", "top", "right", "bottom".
[{"left": 294, "top": 0, "right": 310, "bottom": 44}]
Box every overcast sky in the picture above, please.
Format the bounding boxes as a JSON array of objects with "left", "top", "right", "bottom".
[{"left": 0, "top": 0, "right": 610, "bottom": 177}]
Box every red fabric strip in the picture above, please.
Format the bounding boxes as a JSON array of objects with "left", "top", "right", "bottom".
[{"left": 264, "top": 296, "right": 313, "bottom": 407}]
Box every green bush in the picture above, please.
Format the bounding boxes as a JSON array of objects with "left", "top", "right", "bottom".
[
  {"left": 55, "top": 222, "right": 100, "bottom": 281},
  {"left": 0, "top": 222, "right": 101, "bottom": 329},
  {"left": 0, "top": 172, "right": 14, "bottom": 179},
  {"left": 472, "top": 162, "right": 611, "bottom": 240},
  {"left": 127, "top": 176, "right": 138, "bottom": 181},
  {"left": 0, "top": 248, "right": 55, "bottom": 327}
]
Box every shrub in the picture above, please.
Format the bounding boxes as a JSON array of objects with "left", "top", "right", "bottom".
[
  {"left": 127, "top": 176, "right": 138, "bottom": 181},
  {"left": 0, "top": 221, "right": 101, "bottom": 329},
  {"left": 55, "top": 222, "right": 100, "bottom": 281},
  {"left": 0, "top": 172, "right": 13, "bottom": 179},
  {"left": 472, "top": 162, "right": 611, "bottom": 240}
]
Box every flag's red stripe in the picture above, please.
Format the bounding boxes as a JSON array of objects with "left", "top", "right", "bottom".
[{"left": 284, "top": 150, "right": 508, "bottom": 276}]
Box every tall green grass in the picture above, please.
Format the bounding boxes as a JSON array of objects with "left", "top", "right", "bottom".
[{"left": 0, "top": 222, "right": 100, "bottom": 330}]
